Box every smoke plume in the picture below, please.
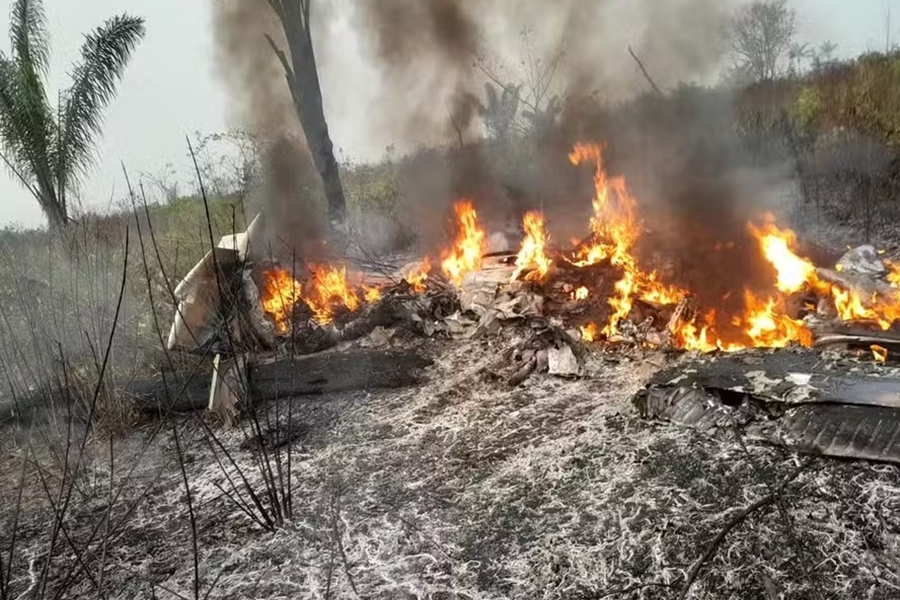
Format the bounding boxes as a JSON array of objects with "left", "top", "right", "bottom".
[
  {"left": 211, "top": 0, "right": 325, "bottom": 256},
  {"left": 353, "top": 0, "right": 738, "bottom": 142}
]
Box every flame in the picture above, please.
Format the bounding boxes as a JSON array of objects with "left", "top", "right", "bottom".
[
  {"left": 304, "top": 265, "right": 361, "bottom": 325},
  {"left": 404, "top": 257, "right": 431, "bottom": 293},
  {"left": 747, "top": 218, "right": 900, "bottom": 330},
  {"left": 260, "top": 264, "right": 382, "bottom": 330},
  {"left": 441, "top": 200, "right": 486, "bottom": 287},
  {"left": 564, "top": 145, "right": 816, "bottom": 351},
  {"left": 262, "top": 143, "right": 900, "bottom": 353},
  {"left": 678, "top": 322, "right": 719, "bottom": 353},
  {"left": 569, "top": 143, "right": 640, "bottom": 270},
  {"left": 887, "top": 261, "right": 900, "bottom": 288},
  {"left": 748, "top": 215, "right": 817, "bottom": 294},
  {"left": 568, "top": 143, "right": 686, "bottom": 338},
  {"left": 739, "top": 291, "right": 813, "bottom": 349},
  {"left": 260, "top": 268, "right": 303, "bottom": 333},
  {"left": 512, "top": 211, "right": 552, "bottom": 282},
  {"left": 580, "top": 323, "right": 598, "bottom": 342},
  {"left": 829, "top": 287, "right": 900, "bottom": 330},
  {"left": 363, "top": 285, "right": 382, "bottom": 304},
  {"left": 872, "top": 344, "right": 889, "bottom": 363}
]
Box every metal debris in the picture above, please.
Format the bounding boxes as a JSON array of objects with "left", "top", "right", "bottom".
[
  {"left": 548, "top": 344, "right": 580, "bottom": 377},
  {"left": 635, "top": 349, "right": 900, "bottom": 465}
]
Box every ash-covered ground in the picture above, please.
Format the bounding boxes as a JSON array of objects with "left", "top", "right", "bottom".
[{"left": 3, "top": 333, "right": 900, "bottom": 600}]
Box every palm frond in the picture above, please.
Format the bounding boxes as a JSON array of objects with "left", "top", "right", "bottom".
[
  {"left": 57, "top": 14, "right": 144, "bottom": 193},
  {"left": 7, "top": 0, "right": 55, "bottom": 201},
  {"left": 10, "top": 0, "right": 49, "bottom": 74},
  {"left": 0, "top": 56, "right": 35, "bottom": 184},
  {"left": 0, "top": 51, "right": 56, "bottom": 209}
]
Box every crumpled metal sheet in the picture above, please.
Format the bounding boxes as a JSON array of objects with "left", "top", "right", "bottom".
[
  {"left": 634, "top": 386, "right": 739, "bottom": 432},
  {"left": 635, "top": 349, "right": 900, "bottom": 465},
  {"left": 767, "top": 404, "right": 900, "bottom": 463},
  {"left": 647, "top": 349, "right": 900, "bottom": 409}
]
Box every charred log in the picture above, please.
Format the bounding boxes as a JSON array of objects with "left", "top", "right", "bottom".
[{"left": 126, "top": 348, "right": 432, "bottom": 414}]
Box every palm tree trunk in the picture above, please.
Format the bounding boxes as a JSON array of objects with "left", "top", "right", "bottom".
[
  {"left": 275, "top": 1, "right": 346, "bottom": 224},
  {"left": 37, "top": 181, "right": 67, "bottom": 230},
  {"left": 294, "top": 74, "right": 345, "bottom": 224}
]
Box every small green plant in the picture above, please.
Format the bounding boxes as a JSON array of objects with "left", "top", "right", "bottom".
[{"left": 793, "top": 86, "right": 821, "bottom": 128}]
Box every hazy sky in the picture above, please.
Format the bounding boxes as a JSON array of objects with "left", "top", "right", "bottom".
[{"left": 0, "top": 0, "right": 898, "bottom": 229}]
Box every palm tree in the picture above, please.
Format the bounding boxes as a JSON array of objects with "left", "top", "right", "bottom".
[{"left": 0, "top": 0, "right": 144, "bottom": 229}]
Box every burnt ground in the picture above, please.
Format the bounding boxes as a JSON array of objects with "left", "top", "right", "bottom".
[{"left": 2, "top": 332, "right": 900, "bottom": 600}]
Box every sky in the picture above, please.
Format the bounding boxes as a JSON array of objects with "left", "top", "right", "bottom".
[{"left": 0, "top": 0, "right": 898, "bottom": 229}]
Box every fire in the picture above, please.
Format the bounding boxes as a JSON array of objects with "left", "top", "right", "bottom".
[
  {"left": 563, "top": 144, "right": 817, "bottom": 351},
  {"left": 887, "top": 261, "right": 900, "bottom": 288},
  {"left": 261, "top": 268, "right": 303, "bottom": 333},
  {"left": 512, "top": 211, "right": 552, "bottom": 282},
  {"left": 263, "top": 142, "right": 900, "bottom": 355},
  {"left": 569, "top": 143, "right": 640, "bottom": 270},
  {"left": 872, "top": 344, "right": 889, "bottom": 363},
  {"left": 568, "top": 143, "right": 685, "bottom": 338},
  {"left": 304, "top": 265, "right": 361, "bottom": 325},
  {"left": 748, "top": 215, "right": 817, "bottom": 294},
  {"left": 829, "top": 287, "right": 900, "bottom": 330},
  {"left": 739, "top": 291, "right": 812, "bottom": 349},
  {"left": 260, "top": 264, "right": 382, "bottom": 330},
  {"left": 404, "top": 257, "right": 431, "bottom": 293},
  {"left": 441, "top": 200, "right": 487, "bottom": 287},
  {"left": 364, "top": 285, "right": 383, "bottom": 304},
  {"left": 677, "top": 322, "right": 719, "bottom": 353},
  {"left": 747, "top": 217, "right": 900, "bottom": 330}
]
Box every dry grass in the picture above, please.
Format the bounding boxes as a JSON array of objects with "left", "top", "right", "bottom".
[{"left": 5, "top": 332, "right": 897, "bottom": 599}]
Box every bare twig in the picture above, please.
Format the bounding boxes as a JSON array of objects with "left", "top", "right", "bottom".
[
  {"left": 677, "top": 463, "right": 809, "bottom": 600},
  {"left": 171, "top": 422, "right": 200, "bottom": 600},
  {"left": 628, "top": 46, "right": 663, "bottom": 97},
  {"left": 593, "top": 581, "right": 675, "bottom": 598},
  {"left": 445, "top": 101, "right": 465, "bottom": 147}
]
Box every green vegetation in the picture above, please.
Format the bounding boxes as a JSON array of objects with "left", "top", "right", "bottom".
[{"left": 0, "top": 0, "right": 144, "bottom": 229}]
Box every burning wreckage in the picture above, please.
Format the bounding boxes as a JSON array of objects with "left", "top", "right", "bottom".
[{"left": 165, "top": 142, "right": 900, "bottom": 465}]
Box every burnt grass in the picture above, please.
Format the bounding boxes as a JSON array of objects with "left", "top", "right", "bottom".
[{"left": 2, "top": 333, "right": 900, "bottom": 599}]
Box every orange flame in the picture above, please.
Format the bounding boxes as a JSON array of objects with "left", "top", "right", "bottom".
[
  {"left": 512, "top": 211, "right": 552, "bottom": 282},
  {"left": 580, "top": 323, "right": 598, "bottom": 342},
  {"left": 304, "top": 265, "right": 361, "bottom": 325},
  {"left": 747, "top": 217, "right": 900, "bottom": 330},
  {"left": 404, "top": 257, "right": 431, "bottom": 293},
  {"left": 677, "top": 322, "right": 719, "bottom": 353},
  {"left": 829, "top": 287, "right": 900, "bottom": 330},
  {"left": 260, "top": 264, "right": 382, "bottom": 330},
  {"left": 739, "top": 291, "right": 813, "bottom": 349},
  {"left": 747, "top": 215, "right": 818, "bottom": 294},
  {"left": 260, "top": 269, "right": 303, "bottom": 333},
  {"left": 441, "top": 200, "right": 486, "bottom": 287},
  {"left": 364, "top": 285, "right": 383, "bottom": 304},
  {"left": 565, "top": 144, "right": 815, "bottom": 351},
  {"left": 569, "top": 143, "right": 686, "bottom": 338},
  {"left": 887, "top": 260, "right": 900, "bottom": 288},
  {"left": 872, "top": 344, "right": 889, "bottom": 363}
]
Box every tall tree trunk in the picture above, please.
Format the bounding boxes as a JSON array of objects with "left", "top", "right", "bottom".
[
  {"left": 37, "top": 182, "right": 67, "bottom": 230},
  {"left": 270, "top": 0, "right": 346, "bottom": 225}
]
